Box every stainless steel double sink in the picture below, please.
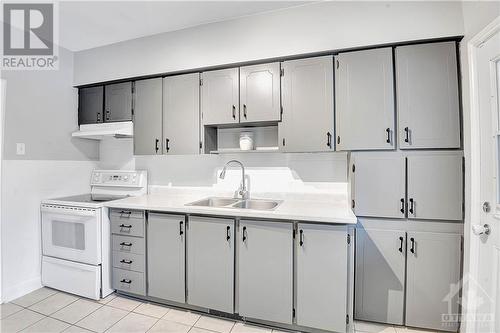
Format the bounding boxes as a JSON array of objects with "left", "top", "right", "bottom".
[{"left": 185, "top": 197, "right": 282, "bottom": 211}]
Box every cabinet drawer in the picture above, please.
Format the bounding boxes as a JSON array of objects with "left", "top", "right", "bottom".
[
  {"left": 111, "top": 216, "right": 145, "bottom": 237},
  {"left": 112, "top": 251, "right": 145, "bottom": 273},
  {"left": 112, "top": 235, "right": 145, "bottom": 255},
  {"left": 110, "top": 209, "right": 144, "bottom": 220},
  {"left": 112, "top": 268, "right": 145, "bottom": 296}
]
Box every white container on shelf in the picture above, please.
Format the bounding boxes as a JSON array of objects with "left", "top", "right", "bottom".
[{"left": 240, "top": 131, "right": 255, "bottom": 150}]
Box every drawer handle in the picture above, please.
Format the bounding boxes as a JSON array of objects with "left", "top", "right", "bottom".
[
  {"left": 120, "top": 259, "right": 133, "bottom": 264},
  {"left": 119, "top": 224, "right": 132, "bottom": 229},
  {"left": 119, "top": 211, "right": 132, "bottom": 218},
  {"left": 119, "top": 242, "right": 132, "bottom": 247},
  {"left": 120, "top": 279, "right": 132, "bottom": 284}
]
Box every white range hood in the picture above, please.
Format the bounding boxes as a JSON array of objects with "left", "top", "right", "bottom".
[{"left": 72, "top": 121, "right": 133, "bottom": 140}]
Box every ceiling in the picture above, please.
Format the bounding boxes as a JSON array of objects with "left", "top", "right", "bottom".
[{"left": 59, "top": 1, "right": 310, "bottom": 51}]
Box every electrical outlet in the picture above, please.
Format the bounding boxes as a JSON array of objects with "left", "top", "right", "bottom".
[{"left": 16, "top": 143, "right": 25, "bottom": 155}]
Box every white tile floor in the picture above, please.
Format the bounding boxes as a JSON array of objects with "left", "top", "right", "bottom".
[{"left": 0, "top": 287, "right": 440, "bottom": 333}]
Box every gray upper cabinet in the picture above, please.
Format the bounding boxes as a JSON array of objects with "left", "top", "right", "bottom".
[
  {"left": 104, "top": 82, "right": 133, "bottom": 122},
  {"left": 133, "top": 78, "right": 163, "bottom": 155},
  {"left": 187, "top": 216, "right": 234, "bottom": 313},
  {"left": 163, "top": 73, "right": 200, "bottom": 154},
  {"left": 240, "top": 62, "right": 281, "bottom": 123},
  {"left": 238, "top": 220, "right": 293, "bottom": 324},
  {"left": 335, "top": 48, "right": 395, "bottom": 151},
  {"left": 201, "top": 68, "right": 239, "bottom": 125},
  {"left": 407, "top": 152, "right": 463, "bottom": 221},
  {"left": 296, "top": 224, "right": 348, "bottom": 332},
  {"left": 406, "top": 231, "right": 461, "bottom": 332},
  {"left": 396, "top": 42, "right": 460, "bottom": 149},
  {"left": 351, "top": 152, "right": 406, "bottom": 218},
  {"left": 280, "top": 56, "right": 334, "bottom": 152},
  {"left": 147, "top": 213, "right": 185, "bottom": 303},
  {"left": 78, "top": 86, "right": 104, "bottom": 124},
  {"left": 355, "top": 226, "right": 406, "bottom": 325}
]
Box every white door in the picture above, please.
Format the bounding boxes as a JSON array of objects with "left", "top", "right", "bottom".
[{"left": 466, "top": 22, "right": 500, "bottom": 333}]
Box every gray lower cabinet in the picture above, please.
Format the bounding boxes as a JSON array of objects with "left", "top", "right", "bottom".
[
  {"left": 396, "top": 42, "right": 460, "bottom": 149},
  {"left": 238, "top": 220, "right": 293, "bottom": 324},
  {"left": 104, "top": 82, "right": 133, "bottom": 122},
  {"left": 147, "top": 213, "right": 186, "bottom": 303},
  {"left": 280, "top": 56, "right": 334, "bottom": 152},
  {"left": 335, "top": 48, "right": 395, "bottom": 151},
  {"left": 187, "top": 216, "right": 234, "bottom": 313},
  {"left": 133, "top": 78, "right": 163, "bottom": 155},
  {"left": 296, "top": 224, "right": 349, "bottom": 332},
  {"left": 406, "top": 231, "right": 461, "bottom": 332},
  {"left": 201, "top": 68, "right": 239, "bottom": 125},
  {"left": 78, "top": 86, "right": 104, "bottom": 124},
  {"left": 355, "top": 227, "right": 406, "bottom": 325},
  {"left": 163, "top": 73, "right": 200, "bottom": 155}
]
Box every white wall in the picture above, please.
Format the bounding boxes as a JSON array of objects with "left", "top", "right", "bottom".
[{"left": 74, "top": 1, "right": 464, "bottom": 85}]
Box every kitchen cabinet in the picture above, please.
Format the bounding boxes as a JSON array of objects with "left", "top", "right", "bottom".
[
  {"left": 78, "top": 86, "right": 104, "bottom": 125},
  {"left": 147, "top": 213, "right": 185, "bottom": 303},
  {"left": 406, "top": 231, "right": 461, "bottom": 332},
  {"left": 201, "top": 68, "right": 239, "bottom": 125},
  {"left": 335, "top": 48, "right": 395, "bottom": 150},
  {"left": 187, "top": 216, "right": 234, "bottom": 313},
  {"left": 133, "top": 78, "right": 163, "bottom": 155},
  {"left": 104, "top": 82, "right": 133, "bottom": 122},
  {"left": 280, "top": 56, "right": 334, "bottom": 152},
  {"left": 240, "top": 62, "right": 281, "bottom": 123},
  {"left": 355, "top": 227, "right": 406, "bottom": 325},
  {"left": 350, "top": 152, "right": 406, "bottom": 218},
  {"left": 296, "top": 224, "right": 349, "bottom": 332},
  {"left": 407, "top": 153, "right": 463, "bottom": 221},
  {"left": 238, "top": 220, "right": 293, "bottom": 324},
  {"left": 396, "top": 42, "right": 460, "bottom": 149},
  {"left": 163, "top": 73, "right": 200, "bottom": 154}
]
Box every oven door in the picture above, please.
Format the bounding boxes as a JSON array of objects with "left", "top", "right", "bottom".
[{"left": 41, "top": 204, "right": 101, "bottom": 265}]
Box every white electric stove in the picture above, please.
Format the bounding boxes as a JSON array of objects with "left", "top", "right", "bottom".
[{"left": 40, "top": 170, "right": 147, "bottom": 300}]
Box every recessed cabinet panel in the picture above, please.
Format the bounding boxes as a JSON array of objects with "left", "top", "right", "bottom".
[
  {"left": 407, "top": 152, "right": 463, "bottom": 221},
  {"left": 187, "top": 216, "right": 234, "bottom": 313},
  {"left": 147, "top": 213, "right": 185, "bottom": 303},
  {"left": 133, "top": 78, "right": 163, "bottom": 155},
  {"left": 406, "top": 231, "right": 461, "bottom": 332},
  {"left": 240, "top": 62, "right": 281, "bottom": 123},
  {"left": 104, "top": 82, "right": 133, "bottom": 122},
  {"left": 201, "top": 68, "right": 239, "bottom": 125},
  {"left": 355, "top": 227, "right": 406, "bottom": 325},
  {"left": 336, "top": 48, "right": 395, "bottom": 150},
  {"left": 396, "top": 42, "right": 460, "bottom": 149},
  {"left": 351, "top": 152, "right": 406, "bottom": 218},
  {"left": 280, "top": 56, "right": 334, "bottom": 152},
  {"left": 163, "top": 73, "right": 200, "bottom": 155},
  {"left": 78, "top": 86, "right": 104, "bottom": 125},
  {"left": 238, "top": 220, "right": 293, "bottom": 324},
  {"left": 296, "top": 224, "right": 348, "bottom": 332}
]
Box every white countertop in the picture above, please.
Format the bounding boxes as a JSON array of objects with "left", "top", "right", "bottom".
[{"left": 104, "top": 186, "right": 357, "bottom": 224}]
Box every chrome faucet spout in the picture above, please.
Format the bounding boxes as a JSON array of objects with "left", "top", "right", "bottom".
[{"left": 219, "top": 160, "right": 248, "bottom": 199}]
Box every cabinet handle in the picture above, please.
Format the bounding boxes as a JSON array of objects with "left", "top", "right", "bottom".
[
  {"left": 327, "top": 132, "right": 332, "bottom": 148},
  {"left": 299, "top": 229, "right": 304, "bottom": 246},
  {"left": 243, "top": 104, "right": 247, "bottom": 119},
  {"left": 119, "top": 224, "right": 132, "bottom": 229},
  {"left": 166, "top": 138, "right": 170, "bottom": 153},
  {"left": 119, "top": 211, "right": 132, "bottom": 218},
  {"left": 226, "top": 226, "right": 231, "bottom": 241},
  {"left": 398, "top": 236, "right": 404, "bottom": 253},
  {"left": 120, "top": 259, "right": 133, "bottom": 264},
  {"left": 97, "top": 112, "right": 101, "bottom": 122},
  {"left": 120, "top": 279, "right": 132, "bottom": 284},
  {"left": 409, "top": 198, "right": 414, "bottom": 215},
  {"left": 106, "top": 108, "right": 110, "bottom": 121},
  {"left": 179, "top": 221, "right": 184, "bottom": 236},
  {"left": 400, "top": 198, "right": 405, "bottom": 214},
  {"left": 410, "top": 237, "right": 415, "bottom": 254},
  {"left": 386, "top": 128, "right": 391, "bottom": 144},
  {"left": 242, "top": 226, "right": 247, "bottom": 242},
  {"left": 404, "top": 127, "right": 410, "bottom": 143},
  {"left": 155, "top": 139, "right": 159, "bottom": 153},
  {"left": 232, "top": 105, "right": 236, "bottom": 119},
  {"left": 119, "top": 242, "right": 132, "bottom": 247}
]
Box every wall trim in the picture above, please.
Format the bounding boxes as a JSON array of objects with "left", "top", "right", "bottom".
[{"left": 2, "top": 276, "right": 42, "bottom": 303}]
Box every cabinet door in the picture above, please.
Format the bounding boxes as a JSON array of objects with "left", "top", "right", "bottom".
[
  {"left": 296, "top": 224, "right": 348, "bottom": 332},
  {"left": 163, "top": 73, "right": 200, "bottom": 155},
  {"left": 355, "top": 227, "right": 406, "bottom": 325},
  {"left": 406, "top": 232, "right": 461, "bottom": 332},
  {"left": 407, "top": 152, "right": 463, "bottom": 221},
  {"left": 187, "top": 217, "right": 234, "bottom": 313},
  {"left": 133, "top": 78, "right": 162, "bottom": 155},
  {"left": 336, "top": 48, "right": 395, "bottom": 150},
  {"left": 104, "top": 82, "right": 133, "bottom": 122},
  {"left": 201, "top": 68, "right": 239, "bottom": 125},
  {"left": 238, "top": 220, "right": 293, "bottom": 324},
  {"left": 396, "top": 42, "right": 460, "bottom": 149},
  {"left": 351, "top": 152, "right": 406, "bottom": 218},
  {"left": 78, "top": 86, "right": 103, "bottom": 124},
  {"left": 240, "top": 62, "right": 281, "bottom": 123},
  {"left": 280, "top": 56, "right": 334, "bottom": 152},
  {"left": 147, "top": 213, "right": 185, "bottom": 303}
]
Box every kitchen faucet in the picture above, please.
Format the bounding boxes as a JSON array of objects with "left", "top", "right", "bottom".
[{"left": 219, "top": 160, "right": 249, "bottom": 199}]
